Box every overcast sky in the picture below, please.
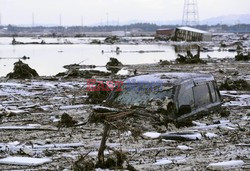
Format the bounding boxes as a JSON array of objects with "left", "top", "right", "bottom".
[{"left": 1, "top": 0, "right": 250, "bottom": 26}]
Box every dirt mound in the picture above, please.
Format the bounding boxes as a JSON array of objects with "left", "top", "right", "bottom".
[
  {"left": 86, "top": 83, "right": 111, "bottom": 104},
  {"left": 57, "top": 113, "right": 77, "bottom": 128},
  {"left": 106, "top": 57, "right": 123, "bottom": 74},
  {"left": 6, "top": 60, "right": 39, "bottom": 79},
  {"left": 56, "top": 70, "right": 111, "bottom": 79}
]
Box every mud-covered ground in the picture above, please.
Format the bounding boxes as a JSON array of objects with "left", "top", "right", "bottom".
[{"left": 0, "top": 58, "right": 250, "bottom": 171}]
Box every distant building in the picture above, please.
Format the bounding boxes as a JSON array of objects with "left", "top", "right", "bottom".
[
  {"left": 175, "top": 27, "right": 212, "bottom": 41},
  {"left": 156, "top": 28, "right": 175, "bottom": 39},
  {"left": 111, "top": 31, "right": 126, "bottom": 37},
  {"left": 0, "top": 27, "right": 7, "bottom": 34}
]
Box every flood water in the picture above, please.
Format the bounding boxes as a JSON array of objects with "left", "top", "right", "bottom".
[{"left": 0, "top": 37, "right": 236, "bottom": 77}]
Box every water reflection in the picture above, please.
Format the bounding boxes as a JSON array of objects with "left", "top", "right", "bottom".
[
  {"left": 0, "top": 37, "right": 237, "bottom": 77},
  {"left": 173, "top": 44, "right": 200, "bottom": 53}
]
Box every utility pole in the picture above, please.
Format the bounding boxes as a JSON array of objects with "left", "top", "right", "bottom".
[
  {"left": 182, "top": 0, "right": 199, "bottom": 26},
  {"left": 117, "top": 18, "right": 119, "bottom": 31},
  {"left": 81, "top": 16, "right": 83, "bottom": 27},
  {"left": 0, "top": 13, "right": 2, "bottom": 26},
  {"left": 237, "top": 20, "right": 241, "bottom": 34},
  {"left": 106, "top": 13, "right": 109, "bottom": 33},
  {"left": 59, "top": 14, "right": 62, "bottom": 26},
  {"left": 106, "top": 12, "right": 109, "bottom": 26},
  {"left": 32, "top": 12, "right": 35, "bottom": 27},
  {"left": 100, "top": 18, "right": 104, "bottom": 31},
  {"left": 81, "top": 16, "right": 83, "bottom": 33}
]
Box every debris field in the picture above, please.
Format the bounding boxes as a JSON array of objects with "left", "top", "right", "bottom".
[{"left": 0, "top": 58, "right": 250, "bottom": 170}]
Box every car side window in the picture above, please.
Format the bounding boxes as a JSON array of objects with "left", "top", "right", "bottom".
[
  {"left": 178, "top": 84, "right": 195, "bottom": 109},
  {"left": 208, "top": 82, "right": 217, "bottom": 102},
  {"left": 193, "top": 83, "right": 211, "bottom": 107}
]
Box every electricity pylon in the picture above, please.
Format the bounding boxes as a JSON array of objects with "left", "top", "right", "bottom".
[{"left": 182, "top": 0, "right": 199, "bottom": 26}]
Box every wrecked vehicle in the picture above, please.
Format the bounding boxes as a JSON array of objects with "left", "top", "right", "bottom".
[{"left": 107, "top": 72, "right": 221, "bottom": 123}]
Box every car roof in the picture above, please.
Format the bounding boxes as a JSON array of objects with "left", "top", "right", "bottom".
[{"left": 124, "top": 72, "right": 214, "bottom": 85}]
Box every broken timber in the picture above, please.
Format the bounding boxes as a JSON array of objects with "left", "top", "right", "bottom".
[
  {"left": 89, "top": 110, "right": 135, "bottom": 123},
  {"left": 63, "top": 64, "right": 129, "bottom": 70},
  {"left": 94, "top": 109, "right": 135, "bottom": 168}
]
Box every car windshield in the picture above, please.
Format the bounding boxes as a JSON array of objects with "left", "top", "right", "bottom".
[{"left": 107, "top": 83, "right": 175, "bottom": 106}]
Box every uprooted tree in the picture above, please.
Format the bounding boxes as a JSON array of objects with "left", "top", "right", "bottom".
[
  {"left": 176, "top": 46, "right": 206, "bottom": 64},
  {"left": 235, "top": 52, "right": 250, "bottom": 61}
]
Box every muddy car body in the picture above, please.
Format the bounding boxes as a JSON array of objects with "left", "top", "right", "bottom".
[{"left": 107, "top": 72, "right": 221, "bottom": 123}]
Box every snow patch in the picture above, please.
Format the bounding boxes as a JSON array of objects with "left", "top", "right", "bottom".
[
  {"left": 177, "top": 145, "right": 193, "bottom": 151},
  {"left": 207, "top": 160, "right": 244, "bottom": 170},
  {"left": 143, "top": 132, "right": 161, "bottom": 139},
  {"left": 0, "top": 156, "right": 52, "bottom": 166},
  {"left": 153, "top": 159, "right": 172, "bottom": 165},
  {"left": 205, "top": 132, "right": 219, "bottom": 139},
  {"left": 59, "top": 104, "right": 87, "bottom": 110}
]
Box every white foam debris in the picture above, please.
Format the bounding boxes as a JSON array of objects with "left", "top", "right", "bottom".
[
  {"left": 5, "top": 109, "right": 27, "bottom": 115},
  {"left": 218, "top": 120, "right": 230, "bottom": 124},
  {"left": 31, "top": 82, "right": 56, "bottom": 89},
  {"left": 220, "top": 91, "right": 237, "bottom": 95},
  {"left": 28, "top": 124, "right": 41, "bottom": 127},
  {"left": 40, "top": 105, "right": 54, "bottom": 111},
  {"left": 219, "top": 125, "right": 236, "bottom": 130},
  {"left": 182, "top": 133, "right": 202, "bottom": 140},
  {"left": 205, "top": 132, "right": 219, "bottom": 139},
  {"left": 191, "top": 120, "right": 236, "bottom": 130},
  {"left": 59, "top": 104, "right": 86, "bottom": 110},
  {"left": 7, "top": 141, "right": 20, "bottom": 146},
  {"left": 192, "top": 121, "right": 207, "bottom": 126},
  {"left": 168, "top": 156, "right": 187, "bottom": 164},
  {"left": 207, "top": 160, "right": 244, "bottom": 170},
  {"left": 93, "top": 105, "right": 119, "bottom": 112},
  {"left": 221, "top": 91, "right": 250, "bottom": 107},
  {"left": 242, "top": 116, "right": 250, "bottom": 121},
  {"left": 142, "top": 132, "right": 161, "bottom": 139},
  {"left": 121, "top": 131, "right": 132, "bottom": 137},
  {"left": 127, "top": 146, "right": 173, "bottom": 153},
  {"left": 0, "top": 125, "right": 39, "bottom": 130},
  {"left": 160, "top": 132, "right": 202, "bottom": 141},
  {"left": 153, "top": 156, "right": 188, "bottom": 165},
  {"left": 0, "top": 142, "right": 84, "bottom": 155},
  {"left": 179, "top": 132, "right": 202, "bottom": 140},
  {"left": 96, "top": 168, "right": 113, "bottom": 171},
  {"left": 50, "top": 116, "right": 60, "bottom": 122},
  {"left": 117, "top": 68, "right": 130, "bottom": 75},
  {"left": 0, "top": 82, "right": 24, "bottom": 87},
  {"left": 33, "top": 143, "right": 84, "bottom": 149},
  {"left": 153, "top": 159, "right": 172, "bottom": 165},
  {"left": 0, "top": 156, "right": 52, "bottom": 166},
  {"left": 177, "top": 145, "right": 193, "bottom": 151},
  {"left": 162, "top": 139, "right": 176, "bottom": 143}
]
